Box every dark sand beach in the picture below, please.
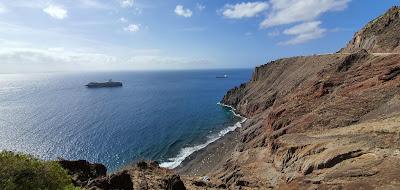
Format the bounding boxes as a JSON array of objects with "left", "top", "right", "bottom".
[{"left": 176, "top": 129, "right": 241, "bottom": 176}]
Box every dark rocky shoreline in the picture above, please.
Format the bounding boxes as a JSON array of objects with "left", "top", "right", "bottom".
[{"left": 176, "top": 129, "right": 241, "bottom": 176}]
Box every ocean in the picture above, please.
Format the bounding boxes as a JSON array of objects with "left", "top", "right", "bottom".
[{"left": 0, "top": 70, "right": 252, "bottom": 171}]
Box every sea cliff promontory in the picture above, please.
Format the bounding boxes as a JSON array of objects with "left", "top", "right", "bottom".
[
  {"left": 2, "top": 6, "right": 400, "bottom": 190},
  {"left": 208, "top": 6, "right": 400, "bottom": 189},
  {"left": 180, "top": 6, "right": 400, "bottom": 190}
]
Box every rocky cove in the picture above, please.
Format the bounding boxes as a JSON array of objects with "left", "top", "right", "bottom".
[{"left": 2, "top": 6, "right": 400, "bottom": 190}]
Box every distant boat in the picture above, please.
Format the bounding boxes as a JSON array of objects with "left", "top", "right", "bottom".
[
  {"left": 216, "top": 74, "right": 228, "bottom": 79},
  {"left": 85, "top": 79, "right": 122, "bottom": 88}
]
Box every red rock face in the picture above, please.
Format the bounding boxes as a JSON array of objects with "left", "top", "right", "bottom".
[
  {"left": 223, "top": 52, "right": 400, "bottom": 146},
  {"left": 217, "top": 7, "right": 400, "bottom": 189}
]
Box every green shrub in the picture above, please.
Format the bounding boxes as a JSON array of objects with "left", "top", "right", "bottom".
[{"left": 0, "top": 151, "right": 82, "bottom": 190}]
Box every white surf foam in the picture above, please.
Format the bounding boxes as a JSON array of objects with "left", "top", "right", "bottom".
[
  {"left": 217, "top": 102, "right": 247, "bottom": 121},
  {"left": 160, "top": 102, "right": 247, "bottom": 169}
]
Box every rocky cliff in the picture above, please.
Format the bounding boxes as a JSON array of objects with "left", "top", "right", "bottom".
[
  {"left": 340, "top": 6, "right": 400, "bottom": 53},
  {"left": 28, "top": 7, "right": 400, "bottom": 190},
  {"left": 215, "top": 6, "right": 400, "bottom": 189}
]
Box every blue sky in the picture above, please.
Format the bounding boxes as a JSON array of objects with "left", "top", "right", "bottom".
[{"left": 0, "top": 0, "right": 398, "bottom": 73}]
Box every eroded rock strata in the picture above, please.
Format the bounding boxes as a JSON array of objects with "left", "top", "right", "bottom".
[{"left": 210, "top": 6, "right": 400, "bottom": 190}]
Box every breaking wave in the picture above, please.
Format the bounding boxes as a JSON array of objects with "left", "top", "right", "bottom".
[{"left": 160, "top": 102, "right": 246, "bottom": 169}]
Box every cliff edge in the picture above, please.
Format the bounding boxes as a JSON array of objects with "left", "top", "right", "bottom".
[
  {"left": 4, "top": 6, "right": 400, "bottom": 190},
  {"left": 340, "top": 6, "right": 400, "bottom": 53},
  {"left": 215, "top": 6, "right": 400, "bottom": 189}
]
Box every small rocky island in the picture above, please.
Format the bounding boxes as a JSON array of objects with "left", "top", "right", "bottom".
[{"left": 85, "top": 79, "right": 123, "bottom": 88}]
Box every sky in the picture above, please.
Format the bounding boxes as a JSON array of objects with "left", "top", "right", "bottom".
[{"left": 0, "top": 0, "right": 398, "bottom": 73}]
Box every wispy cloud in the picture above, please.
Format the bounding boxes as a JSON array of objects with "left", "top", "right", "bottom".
[
  {"left": 0, "top": 15, "right": 212, "bottom": 73},
  {"left": 43, "top": 5, "right": 68, "bottom": 20},
  {"left": 279, "top": 21, "right": 326, "bottom": 45},
  {"left": 175, "top": 5, "right": 192, "bottom": 18},
  {"left": 222, "top": 2, "right": 269, "bottom": 19},
  {"left": 247, "top": 0, "right": 351, "bottom": 45},
  {"left": 119, "top": 0, "right": 134, "bottom": 8},
  {"left": 124, "top": 24, "right": 140, "bottom": 32},
  {"left": 196, "top": 3, "right": 205, "bottom": 11},
  {"left": 0, "top": 46, "right": 118, "bottom": 73},
  {"left": 260, "top": 0, "right": 350, "bottom": 28},
  {"left": 0, "top": 21, "right": 125, "bottom": 57}
]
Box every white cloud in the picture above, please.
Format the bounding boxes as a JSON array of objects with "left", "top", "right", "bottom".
[
  {"left": 174, "top": 5, "right": 192, "bottom": 18},
  {"left": 120, "top": 17, "right": 127, "bottom": 23},
  {"left": 279, "top": 21, "right": 326, "bottom": 45},
  {"left": 0, "top": 47, "right": 118, "bottom": 73},
  {"left": 124, "top": 24, "right": 140, "bottom": 32},
  {"left": 119, "top": 0, "right": 134, "bottom": 8},
  {"left": 0, "top": 21, "right": 213, "bottom": 72},
  {"left": 260, "top": 0, "right": 350, "bottom": 28},
  {"left": 222, "top": 2, "right": 269, "bottom": 19},
  {"left": 43, "top": 5, "right": 68, "bottom": 20},
  {"left": 0, "top": 46, "right": 213, "bottom": 72},
  {"left": 196, "top": 3, "right": 205, "bottom": 11}
]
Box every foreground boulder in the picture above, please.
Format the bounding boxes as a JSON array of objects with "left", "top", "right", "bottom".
[
  {"left": 88, "top": 170, "right": 133, "bottom": 190},
  {"left": 57, "top": 159, "right": 107, "bottom": 186},
  {"left": 58, "top": 160, "right": 133, "bottom": 190}
]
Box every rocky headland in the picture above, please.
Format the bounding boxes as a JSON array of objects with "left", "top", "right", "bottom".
[
  {"left": 59, "top": 6, "right": 400, "bottom": 190},
  {"left": 2, "top": 6, "right": 400, "bottom": 190},
  {"left": 178, "top": 6, "right": 400, "bottom": 190}
]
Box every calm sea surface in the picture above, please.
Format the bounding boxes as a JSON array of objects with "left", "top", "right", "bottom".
[{"left": 0, "top": 70, "right": 251, "bottom": 171}]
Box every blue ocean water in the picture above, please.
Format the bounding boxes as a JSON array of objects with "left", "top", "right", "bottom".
[{"left": 0, "top": 70, "right": 251, "bottom": 171}]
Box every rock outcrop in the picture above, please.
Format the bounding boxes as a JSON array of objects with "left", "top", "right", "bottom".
[
  {"left": 340, "top": 6, "right": 400, "bottom": 53},
  {"left": 57, "top": 159, "right": 107, "bottom": 187},
  {"left": 125, "top": 161, "right": 187, "bottom": 190},
  {"left": 87, "top": 170, "right": 134, "bottom": 190},
  {"left": 214, "top": 6, "right": 400, "bottom": 189},
  {"left": 58, "top": 160, "right": 133, "bottom": 190}
]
